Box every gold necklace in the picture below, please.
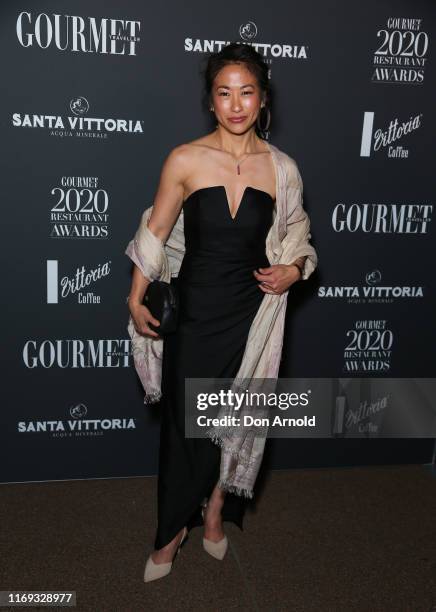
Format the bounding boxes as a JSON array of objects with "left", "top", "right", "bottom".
[
  {"left": 217, "top": 149, "right": 254, "bottom": 174},
  {"left": 214, "top": 140, "right": 267, "bottom": 174}
]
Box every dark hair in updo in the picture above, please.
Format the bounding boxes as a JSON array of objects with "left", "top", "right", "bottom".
[{"left": 200, "top": 42, "right": 273, "bottom": 135}]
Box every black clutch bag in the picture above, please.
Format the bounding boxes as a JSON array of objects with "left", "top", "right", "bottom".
[{"left": 143, "top": 279, "right": 179, "bottom": 335}]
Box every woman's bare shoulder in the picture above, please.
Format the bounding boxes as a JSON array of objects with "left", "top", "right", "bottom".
[
  {"left": 164, "top": 136, "right": 214, "bottom": 169},
  {"left": 179, "top": 135, "right": 218, "bottom": 157}
]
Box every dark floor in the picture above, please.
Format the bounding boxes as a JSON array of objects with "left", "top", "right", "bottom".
[{"left": 0, "top": 465, "right": 435, "bottom": 611}]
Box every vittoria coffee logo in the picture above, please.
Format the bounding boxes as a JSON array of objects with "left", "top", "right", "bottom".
[
  {"left": 372, "top": 17, "right": 429, "bottom": 85},
  {"left": 12, "top": 98, "right": 144, "bottom": 139},
  {"left": 332, "top": 202, "right": 432, "bottom": 234},
  {"left": 360, "top": 111, "right": 422, "bottom": 158},
  {"left": 184, "top": 21, "right": 308, "bottom": 60},
  {"left": 333, "top": 393, "right": 388, "bottom": 436},
  {"left": 23, "top": 339, "right": 131, "bottom": 368},
  {"left": 17, "top": 403, "right": 136, "bottom": 438},
  {"left": 318, "top": 270, "right": 424, "bottom": 304},
  {"left": 16, "top": 11, "right": 141, "bottom": 55},
  {"left": 46, "top": 259, "right": 111, "bottom": 304},
  {"left": 50, "top": 175, "right": 110, "bottom": 239}
]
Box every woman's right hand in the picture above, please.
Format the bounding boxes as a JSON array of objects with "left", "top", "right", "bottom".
[{"left": 128, "top": 300, "right": 161, "bottom": 338}]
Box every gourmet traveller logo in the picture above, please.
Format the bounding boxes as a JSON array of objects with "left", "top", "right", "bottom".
[
  {"left": 22, "top": 339, "right": 131, "bottom": 368},
  {"left": 331, "top": 201, "right": 432, "bottom": 234},
  {"left": 371, "top": 17, "right": 429, "bottom": 84},
  {"left": 16, "top": 11, "right": 141, "bottom": 55},
  {"left": 50, "top": 174, "right": 110, "bottom": 240}
]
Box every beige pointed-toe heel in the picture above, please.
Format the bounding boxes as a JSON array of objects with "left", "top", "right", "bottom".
[
  {"left": 201, "top": 505, "right": 228, "bottom": 561},
  {"left": 144, "top": 526, "right": 188, "bottom": 583}
]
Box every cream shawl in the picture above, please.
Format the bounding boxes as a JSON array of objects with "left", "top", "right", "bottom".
[{"left": 125, "top": 141, "right": 318, "bottom": 498}]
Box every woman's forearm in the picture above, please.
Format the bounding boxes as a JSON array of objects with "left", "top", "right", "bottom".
[
  {"left": 128, "top": 264, "right": 151, "bottom": 307},
  {"left": 288, "top": 256, "right": 307, "bottom": 279},
  {"left": 292, "top": 256, "right": 307, "bottom": 268}
]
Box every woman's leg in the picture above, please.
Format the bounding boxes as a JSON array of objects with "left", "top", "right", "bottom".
[
  {"left": 152, "top": 479, "right": 225, "bottom": 563},
  {"left": 150, "top": 526, "right": 187, "bottom": 564},
  {"left": 203, "top": 482, "right": 226, "bottom": 542}
]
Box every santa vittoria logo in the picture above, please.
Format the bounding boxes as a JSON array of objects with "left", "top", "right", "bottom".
[
  {"left": 239, "top": 22, "right": 257, "bottom": 41},
  {"left": 17, "top": 403, "right": 137, "bottom": 437},
  {"left": 318, "top": 269, "right": 424, "bottom": 304},
  {"left": 184, "top": 21, "right": 308, "bottom": 60},
  {"left": 12, "top": 97, "right": 144, "bottom": 139},
  {"left": 70, "top": 97, "right": 89, "bottom": 116}
]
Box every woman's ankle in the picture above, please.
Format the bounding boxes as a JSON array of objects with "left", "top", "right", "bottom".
[{"left": 151, "top": 527, "right": 185, "bottom": 563}]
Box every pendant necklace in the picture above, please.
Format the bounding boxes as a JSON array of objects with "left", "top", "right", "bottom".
[{"left": 235, "top": 154, "right": 250, "bottom": 175}]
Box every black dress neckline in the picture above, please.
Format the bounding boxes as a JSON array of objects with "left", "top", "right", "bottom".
[{"left": 183, "top": 185, "right": 275, "bottom": 222}]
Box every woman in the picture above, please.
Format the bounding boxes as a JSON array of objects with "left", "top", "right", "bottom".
[{"left": 125, "top": 42, "right": 317, "bottom": 582}]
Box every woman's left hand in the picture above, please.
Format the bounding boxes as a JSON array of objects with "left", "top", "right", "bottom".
[{"left": 253, "top": 264, "right": 301, "bottom": 295}]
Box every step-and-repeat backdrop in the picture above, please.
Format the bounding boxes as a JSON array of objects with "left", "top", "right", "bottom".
[{"left": 1, "top": 0, "right": 434, "bottom": 483}]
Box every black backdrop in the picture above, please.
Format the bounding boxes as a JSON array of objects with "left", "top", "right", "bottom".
[{"left": 1, "top": 0, "right": 434, "bottom": 483}]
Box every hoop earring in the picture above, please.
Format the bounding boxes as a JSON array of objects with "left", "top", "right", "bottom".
[{"left": 256, "top": 106, "right": 271, "bottom": 132}]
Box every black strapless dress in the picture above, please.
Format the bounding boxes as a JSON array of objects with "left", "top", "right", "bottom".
[{"left": 154, "top": 185, "right": 274, "bottom": 549}]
